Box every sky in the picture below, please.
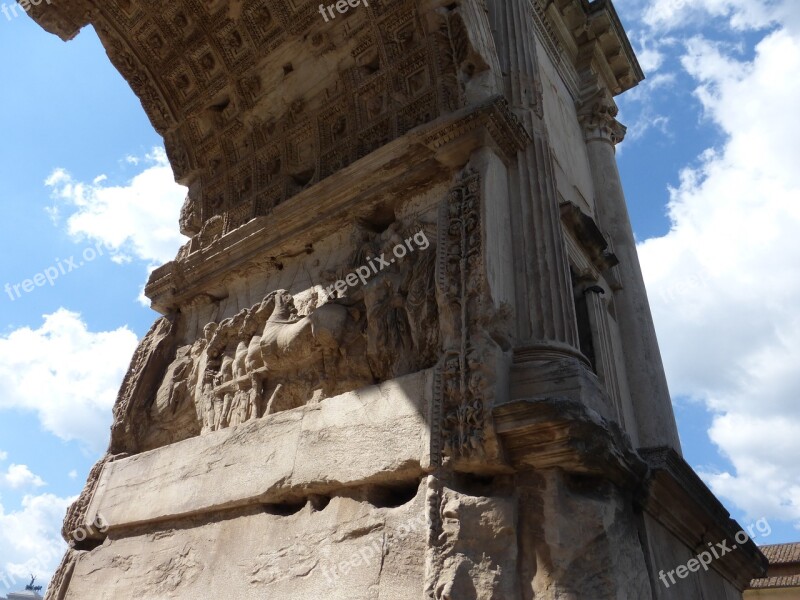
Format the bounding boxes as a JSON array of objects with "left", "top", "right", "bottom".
[{"left": 0, "top": 0, "right": 798, "bottom": 594}]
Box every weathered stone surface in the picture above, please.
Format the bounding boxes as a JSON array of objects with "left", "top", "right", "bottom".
[
  {"left": 110, "top": 316, "right": 178, "bottom": 454},
  {"left": 64, "top": 485, "right": 428, "bottom": 600},
  {"left": 84, "top": 371, "right": 433, "bottom": 531},
  {"left": 432, "top": 485, "right": 519, "bottom": 599},
  {"left": 519, "top": 469, "right": 653, "bottom": 599},
  {"left": 23, "top": 0, "right": 766, "bottom": 598}
]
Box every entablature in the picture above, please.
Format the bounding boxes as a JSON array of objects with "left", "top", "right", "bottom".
[{"left": 542, "top": 0, "right": 644, "bottom": 98}]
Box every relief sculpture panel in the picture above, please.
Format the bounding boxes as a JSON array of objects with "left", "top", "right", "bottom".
[
  {"left": 125, "top": 215, "right": 443, "bottom": 452},
  {"left": 119, "top": 168, "right": 509, "bottom": 468}
]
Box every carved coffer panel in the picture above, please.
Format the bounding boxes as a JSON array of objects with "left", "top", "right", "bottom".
[{"left": 85, "top": 0, "right": 494, "bottom": 250}]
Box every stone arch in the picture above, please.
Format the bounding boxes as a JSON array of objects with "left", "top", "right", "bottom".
[{"left": 28, "top": 0, "right": 489, "bottom": 242}]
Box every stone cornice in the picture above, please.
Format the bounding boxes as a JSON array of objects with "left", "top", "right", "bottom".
[
  {"left": 145, "top": 97, "right": 529, "bottom": 313},
  {"left": 528, "top": 0, "right": 581, "bottom": 100},
  {"left": 640, "top": 447, "right": 769, "bottom": 590},
  {"left": 585, "top": 0, "right": 645, "bottom": 92},
  {"left": 559, "top": 200, "right": 619, "bottom": 272},
  {"left": 494, "top": 396, "right": 647, "bottom": 489},
  {"left": 531, "top": 0, "right": 644, "bottom": 101}
]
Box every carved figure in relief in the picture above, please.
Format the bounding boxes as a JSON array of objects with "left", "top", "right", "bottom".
[
  {"left": 141, "top": 216, "right": 442, "bottom": 443},
  {"left": 257, "top": 290, "right": 355, "bottom": 413},
  {"left": 259, "top": 290, "right": 349, "bottom": 372},
  {"left": 354, "top": 220, "right": 440, "bottom": 380},
  {"left": 199, "top": 371, "right": 217, "bottom": 433},
  {"left": 218, "top": 392, "right": 233, "bottom": 430}
]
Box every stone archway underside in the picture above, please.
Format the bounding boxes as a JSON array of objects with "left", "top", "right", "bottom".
[{"left": 31, "top": 0, "right": 508, "bottom": 242}]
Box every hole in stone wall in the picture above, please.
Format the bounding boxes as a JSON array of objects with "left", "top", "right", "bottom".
[
  {"left": 359, "top": 205, "right": 396, "bottom": 234},
  {"left": 310, "top": 495, "right": 332, "bottom": 512},
  {"left": 451, "top": 473, "right": 498, "bottom": 496},
  {"left": 363, "top": 52, "right": 381, "bottom": 74},
  {"left": 209, "top": 96, "right": 231, "bottom": 113},
  {"left": 72, "top": 536, "right": 106, "bottom": 552},
  {"left": 262, "top": 501, "right": 306, "bottom": 516},
  {"left": 283, "top": 63, "right": 294, "bottom": 76},
  {"left": 365, "top": 482, "right": 419, "bottom": 508}
]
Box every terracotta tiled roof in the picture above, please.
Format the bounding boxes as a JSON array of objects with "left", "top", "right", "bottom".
[
  {"left": 749, "top": 575, "right": 800, "bottom": 589},
  {"left": 749, "top": 543, "right": 800, "bottom": 590},
  {"left": 760, "top": 543, "right": 800, "bottom": 565}
]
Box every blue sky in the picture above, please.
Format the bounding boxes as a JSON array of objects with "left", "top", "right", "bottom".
[{"left": 1, "top": 0, "right": 799, "bottom": 594}]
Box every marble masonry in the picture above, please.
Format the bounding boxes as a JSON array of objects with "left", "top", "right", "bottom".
[{"left": 24, "top": 0, "right": 766, "bottom": 598}]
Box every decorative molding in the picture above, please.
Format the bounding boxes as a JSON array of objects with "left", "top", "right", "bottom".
[
  {"left": 528, "top": 0, "right": 581, "bottom": 100},
  {"left": 434, "top": 168, "right": 501, "bottom": 464},
  {"left": 145, "top": 99, "right": 523, "bottom": 313},
  {"left": 577, "top": 86, "right": 627, "bottom": 144},
  {"left": 421, "top": 96, "right": 531, "bottom": 163}
]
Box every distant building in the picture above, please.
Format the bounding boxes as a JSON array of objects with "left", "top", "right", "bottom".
[
  {"left": 6, "top": 591, "right": 44, "bottom": 600},
  {"left": 2, "top": 591, "right": 43, "bottom": 600},
  {"left": 746, "top": 543, "right": 800, "bottom": 598},
  {"left": 1, "top": 577, "right": 44, "bottom": 600}
]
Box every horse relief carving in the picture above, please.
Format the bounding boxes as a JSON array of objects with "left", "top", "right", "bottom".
[
  {"left": 137, "top": 218, "right": 441, "bottom": 447},
  {"left": 189, "top": 293, "right": 357, "bottom": 432}
]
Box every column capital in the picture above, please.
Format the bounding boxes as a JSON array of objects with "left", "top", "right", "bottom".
[{"left": 578, "top": 95, "right": 627, "bottom": 145}]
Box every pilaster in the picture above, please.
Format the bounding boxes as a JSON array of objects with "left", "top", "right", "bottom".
[{"left": 487, "top": 0, "right": 582, "bottom": 357}]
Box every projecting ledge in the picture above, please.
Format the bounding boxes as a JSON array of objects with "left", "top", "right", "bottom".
[
  {"left": 640, "top": 447, "right": 768, "bottom": 589},
  {"left": 81, "top": 370, "right": 434, "bottom": 534},
  {"left": 493, "top": 396, "right": 646, "bottom": 489},
  {"left": 144, "top": 97, "right": 528, "bottom": 314}
]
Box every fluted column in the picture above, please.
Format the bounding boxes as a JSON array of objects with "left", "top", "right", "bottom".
[
  {"left": 488, "top": 0, "right": 581, "bottom": 359},
  {"left": 580, "top": 96, "right": 682, "bottom": 451}
]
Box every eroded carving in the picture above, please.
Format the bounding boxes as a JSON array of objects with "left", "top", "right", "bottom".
[
  {"left": 434, "top": 168, "right": 509, "bottom": 465},
  {"left": 132, "top": 216, "right": 442, "bottom": 449}
]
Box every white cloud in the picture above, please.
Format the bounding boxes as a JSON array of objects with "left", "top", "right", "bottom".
[
  {"left": 643, "top": 0, "right": 791, "bottom": 32},
  {"left": 1, "top": 465, "right": 45, "bottom": 490},
  {"left": 46, "top": 148, "right": 188, "bottom": 266},
  {"left": 618, "top": 72, "right": 676, "bottom": 144},
  {"left": 0, "top": 493, "right": 73, "bottom": 595},
  {"left": 0, "top": 309, "right": 139, "bottom": 453},
  {"left": 0, "top": 452, "right": 6, "bottom": 462},
  {"left": 67, "top": 470, "right": 77, "bottom": 480},
  {"left": 638, "top": 21, "right": 800, "bottom": 524},
  {"left": 637, "top": 45, "right": 665, "bottom": 73},
  {"left": 628, "top": 30, "right": 677, "bottom": 74}
]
